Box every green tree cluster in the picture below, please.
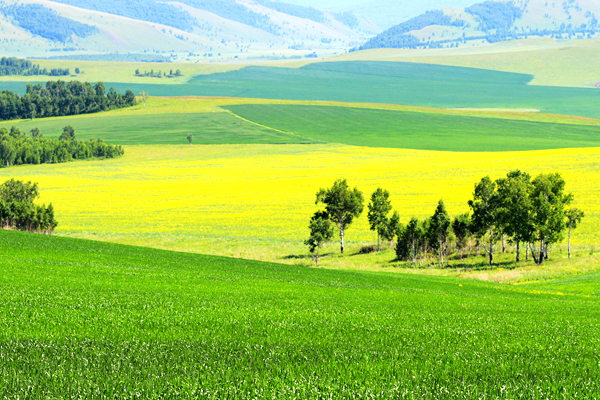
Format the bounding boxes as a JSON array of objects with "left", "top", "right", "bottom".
[
  {"left": 307, "top": 181, "right": 401, "bottom": 262},
  {"left": 0, "top": 179, "right": 57, "bottom": 234},
  {"left": 135, "top": 69, "right": 182, "bottom": 78},
  {"left": 306, "top": 172, "right": 583, "bottom": 268},
  {"left": 0, "top": 80, "right": 136, "bottom": 122},
  {"left": 394, "top": 170, "right": 581, "bottom": 267},
  {"left": 0, "top": 126, "right": 124, "bottom": 168}
]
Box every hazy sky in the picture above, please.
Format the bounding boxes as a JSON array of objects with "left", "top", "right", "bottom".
[{"left": 284, "top": 0, "right": 479, "bottom": 28}]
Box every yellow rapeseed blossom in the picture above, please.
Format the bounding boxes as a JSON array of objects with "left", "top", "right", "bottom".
[{"left": 1, "top": 144, "right": 598, "bottom": 248}]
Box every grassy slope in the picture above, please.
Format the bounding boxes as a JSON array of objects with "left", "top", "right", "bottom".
[
  {"left": 224, "top": 104, "right": 600, "bottom": 152},
  {"left": 8, "top": 96, "right": 600, "bottom": 147},
  {"left": 333, "top": 38, "right": 600, "bottom": 88},
  {"left": 0, "top": 229, "right": 598, "bottom": 397},
  {"left": 3, "top": 143, "right": 599, "bottom": 283},
  {"left": 5, "top": 61, "right": 600, "bottom": 118},
  {"left": 2, "top": 111, "right": 313, "bottom": 145},
  {"left": 99, "top": 62, "right": 600, "bottom": 119}
]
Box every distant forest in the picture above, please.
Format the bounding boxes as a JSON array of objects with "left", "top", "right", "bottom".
[
  {"left": 0, "top": 126, "right": 124, "bottom": 168},
  {"left": 0, "top": 81, "right": 136, "bottom": 122},
  {"left": 0, "top": 57, "right": 76, "bottom": 77},
  {"left": 45, "top": 0, "right": 332, "bottom": 37},
  {"left": 333, "top": 12, "right": 359, "bottom": 29},
  {"left": 135, "top": 69, "right": 182, "bottom": 78},
  {"left": 465, "top": 1, "right": 523, "bottom": 32},
  {"left": 1, "top": 4, "right": 98, "bottom": 43},
  {"left": 46, "top": 53, "right": 171, "bottom": 63},
  {"left": 49, "top": 0, "right": 195, "bottom": 32},
  {"left": 253, "top": 0, "right": 325, "bottom": 24},
  {"left": 179, "top": 0, "right": 279, "bottom": 35},
  {"left": 357, "top": 10, "right": 466, "bottom": 51}
]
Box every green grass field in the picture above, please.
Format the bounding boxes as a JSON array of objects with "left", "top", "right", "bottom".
[
  {"left": 1, "top": 112, "right": 314, "bottom": 145},
  {"left": 0, "top": 229, "right": 598, "bottom": 398},
  {"left": 5, "top": 98, "right": 600, "bottom": 151},
  {"left": 5, "top": 61, "right": 600, "bottom": 119},
  {"left": 224, "top": 104, "right": 600, "bottom": 152}
]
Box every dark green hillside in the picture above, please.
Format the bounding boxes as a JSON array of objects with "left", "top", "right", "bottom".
[
  {"left": 0, "top": 229, "right": 598, "bottom": 397},
  {"left": 119, "top": 62, "right": 600, "bottom": 119},
  {"left": 225, "top": 104, "right": 600, "bottom": 152},
  {"left": 4, "top": 61, "right": 600, "bottom": 118}
]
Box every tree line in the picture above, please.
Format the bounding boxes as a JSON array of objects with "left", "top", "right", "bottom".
[
  {"left": 0, "top": 179, "right": 57, "bottom": 234},
  {"left": 0, "top": 57, "right": 78, "bottom": 77},
  {"left": 51, "top": 0, "right": 195, "bottom": 32},
  {"left": 0, "top": 125, "right": 124, "bottom": 167},
  {"left": 135, "top": 69, "right": 182, "bottom": 78},
  {"left": 306, "top": 172, "right": 584, "bottom": 267},
  {"left": 0, "top": 80, "right": 136, "bottom": 122}
]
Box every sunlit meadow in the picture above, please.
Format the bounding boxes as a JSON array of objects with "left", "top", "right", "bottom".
[{"left": 1, "top": 144, "right": 598, "bottom": 266}]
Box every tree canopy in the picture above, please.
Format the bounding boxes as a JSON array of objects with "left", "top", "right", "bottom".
[
  {"left": 0, "top": 80, "right": 136, "bottom": 122},
  {"left": 0, "top": 126, "right": 124, "bottom": 168},
  {"left": 0, "top": 179, "right": 57, "bottom": 234},
  {"left": 316, "top": 179, "right": 364, "bottom": 254}
]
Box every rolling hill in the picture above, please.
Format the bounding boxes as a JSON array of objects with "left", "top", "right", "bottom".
[
  {"left": 0, "top": 0, "right": 377, "bottom": 59},
  {"left": 4, "top": 0, "right": 600, "bottom": 59},
  {"left": 356, "top": 0, "right": 600, "bottom": 51}
]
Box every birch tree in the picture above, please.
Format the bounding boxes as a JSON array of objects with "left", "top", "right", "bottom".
[
  {"left": 469, "top": 176, "right": 500, "bottom": 265},
  {"left": 304, "top": 211, "right": 334, "bottom": 266},
  {"left": 429, "top": 200, "right": 451, "bottom": 267},
  {"left": 367, "top": 188, "right": 392, "bottom": 252},
  {"left": 452, "top": 213, "right": 471, "bottom": 260},
  {"left": 316, "top": 179, "right": 364, "bottom": 254},
  {"left": 138, "top": 91, "right": 149, "bottom": 108},
  {"left": 496, "top": 170, "right": 533, "bottom": 262},
  {"left": 566, "top": 208, "right": 584, "bottom": 259},
  {"left": 527, "top": 173, "right": 573, "bottom": 265}
]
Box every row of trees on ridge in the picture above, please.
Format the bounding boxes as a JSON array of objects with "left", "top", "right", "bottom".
[
  {"left": 0, "top": 126, "right": 124, "bottom": 167},
  {"left": 0, "top": 57, "right": 77, "bottom": 77},
  {"left": 306, "top": 172, "right": 584, "bottom": 267},
  {"left": 135, "top": 69, "right": 183, "bottom": 78},
  {"left": 0, "top": 80, "right": 136, "bottom": 122}
]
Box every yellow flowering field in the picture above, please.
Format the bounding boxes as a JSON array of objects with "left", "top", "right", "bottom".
[{"left": 1, "top": 144, "right": 598, "bottom": 261}]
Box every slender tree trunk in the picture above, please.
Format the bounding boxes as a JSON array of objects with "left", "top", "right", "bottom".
[
  {"left": 526, "top": 244, "right": 529, "bottom": 261},
  {"left": 528, "top": 242, "right": 539, "bottom": 265},
  {"left": 568, "top": 226, "right": 572, "bottom": 259},
  {"left": 539, "top": 240, "right": 545, "bottom": 265},
  {"left": 502, "top": 234, "right": 506, "bottom": 253},
  {"left": 377, "top": 232, "right": 380, "bottom": 252},
  {"left": 340, "top": 222, "right": 345, "bottom": 254},
  {"left": 488, "top": 228, "right": 494, "bottom": 265},
  {"left": 545, "top": 243, "right": 549, "bottom": 260},
  {"left": 516, "top": 240, "right": 520, "bottom": 262}
]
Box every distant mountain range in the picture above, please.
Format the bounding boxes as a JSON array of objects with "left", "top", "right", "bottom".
[
  {"left": 0, "top": 0, "right": 377, "bottom": 60},
  {"left": 0, "top": 0, "right": 599, "bottom": 60},
  {"left": 357, "top": 0, "right": 600, "bottom": 51}
]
